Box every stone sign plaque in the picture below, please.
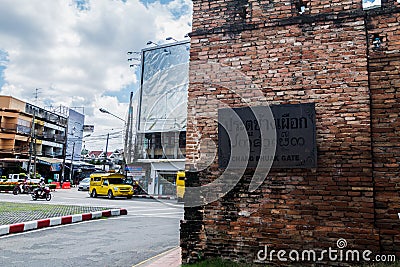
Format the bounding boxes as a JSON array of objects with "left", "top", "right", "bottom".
[{"left": 218, "top": 103, "right": 317, "bottom": 169}]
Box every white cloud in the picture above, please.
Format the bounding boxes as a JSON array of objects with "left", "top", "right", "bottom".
[
  {"left": 362, "top": 0, "right": 381, "bottom": 10},
  {"left": 0, "top": 0, "right": 192, "bottom": 151}
]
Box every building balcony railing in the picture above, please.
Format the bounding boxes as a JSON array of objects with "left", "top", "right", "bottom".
[
  {"left": 41, "top": 133, "right": 66, "bottom": 143},
  {"left": 17, "top": 125, "right": 31, "bottom": 135},
  {"left": 0, "top": 145, "right": 29, "bottom": 154},
  {"left": 25, "top": 104, "right": 68, "bottom": 126},
  {"left": 1, "top": 123, "right": 66, "bottom": 144},
  {"left": 14, "top": 146, "right": 30, "bottom": 154},
  {"left": 1, "top": 122, "right": 17, "bottom": 132},
  {"left": 41, "top": 151, "right": 64, "bottom": 157},
  {"left": 142, "top": 147, "right": 186, "bottom": 160},
  {"left": 1, "top": 123, "right": 31, "bottom": 135}
]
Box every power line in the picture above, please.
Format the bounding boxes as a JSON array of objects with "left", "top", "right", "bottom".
[{"left": 86, "top": 130, "right": 123, "bottom": 139}]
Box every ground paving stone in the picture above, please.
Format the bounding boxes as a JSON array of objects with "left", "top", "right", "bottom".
[{"left": 0, "top": 202, "right": 112, "bottom": 225}]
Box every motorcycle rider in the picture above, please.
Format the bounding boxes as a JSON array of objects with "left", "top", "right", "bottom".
[
  {"left": 21, "top": 177, "right": 29, "bottom": 192},
  {"left": 37, "top": 178, "right": 46, "bottom": 196}
]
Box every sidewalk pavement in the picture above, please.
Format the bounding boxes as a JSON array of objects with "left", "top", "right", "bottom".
[{"left": 134, "top": 246, "right": 182, "bottom": 267}]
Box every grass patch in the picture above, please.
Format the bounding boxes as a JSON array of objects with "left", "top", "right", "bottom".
[
  {"left": 182, "top": 258, "right": 256, "bottom": 267},
  {"left": 0, "top": 202, "right": 57, "bottom": 212},
  {"left": 0, "top": 202, "right": 102, "bottom": 213},
  {"left": 364, "top": 263, "right": 400, "bottom": 267},
  {"left": 182, "top": 258, "right": 400, "bottom": 267},
  {"left": 0, "top": 202, "right": 112, "bottom": 225}
]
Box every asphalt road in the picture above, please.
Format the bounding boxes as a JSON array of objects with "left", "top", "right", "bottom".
[{"left": 0, "top": 189, "right": 184, "bottom": 267}]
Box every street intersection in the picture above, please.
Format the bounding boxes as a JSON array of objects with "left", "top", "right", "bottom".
[{"left": 0, "top": 189, "right": 183, "bottom": 267}]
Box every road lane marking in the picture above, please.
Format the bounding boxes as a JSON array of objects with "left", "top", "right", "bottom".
[
  {"left": 130, "top": 212, "right": 183, "bottom": 216},
  {"left": 131, "top": 215, "right": 183, "bottom": 219},
  {"left": 127, "top": 208, "right": 182, "bottom": 212}
]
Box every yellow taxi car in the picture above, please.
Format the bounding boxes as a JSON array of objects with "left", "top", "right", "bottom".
[{"left": 89, "top": 173, "right": 133, "bottom": 199}]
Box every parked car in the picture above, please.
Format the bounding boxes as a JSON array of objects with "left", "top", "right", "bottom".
[
  {"left": 3, "top": 173, "right": 42, "bottom": 184},
  {"left": 124, "top": 178, "right": 146, "bottom": 195},
  {"left": 78, "top": 178, "right": 90, "bottom": 191}
]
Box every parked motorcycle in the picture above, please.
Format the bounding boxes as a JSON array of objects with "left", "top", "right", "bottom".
[
  {"left": 31, "top": 186, "right": 51, "bottom": 201},
  {"left": 13, "top": 182, "right": 33, "bottom": 195}
]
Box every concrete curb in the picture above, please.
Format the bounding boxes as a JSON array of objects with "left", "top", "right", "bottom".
[{"left": 0, "top": 208, "right": 128, "bottom": 236}]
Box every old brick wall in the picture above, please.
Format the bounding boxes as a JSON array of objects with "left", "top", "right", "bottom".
[
  {"left": 181, "top": 0, "right": 400, "bottom": 264},
  {"left": 368, "top": 10, "right": 400, "bottom": 256}
]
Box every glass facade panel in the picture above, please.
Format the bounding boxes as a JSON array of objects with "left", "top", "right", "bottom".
[{"left": 136, "top": 41, "right": 189, "bottom": 160}]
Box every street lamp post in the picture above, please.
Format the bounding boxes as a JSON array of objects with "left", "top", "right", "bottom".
[
  {"left": 103, "top": 133, "right": 109, "bottom": 171},
  {"left": 99, "top": 108, "right": 126, "bottom": 122},
  {"left": 99, "top": 108, "right": 129, "bottom": 171},
  {"left": 146, "top": 41, "right": 159, "bottom": 46},
  {"left": 166, "top": 37, "right": 178, "bottom": 42}
]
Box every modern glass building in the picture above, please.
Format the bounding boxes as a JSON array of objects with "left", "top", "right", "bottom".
[{"left": 131, "top": 40, "right": 189, "bottom": 195}]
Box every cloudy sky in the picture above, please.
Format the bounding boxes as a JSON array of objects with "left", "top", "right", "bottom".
[{"left": 0, "top": 0, "right": 192, "bottom": 151}]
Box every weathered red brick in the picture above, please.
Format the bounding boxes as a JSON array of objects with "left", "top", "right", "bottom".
[{"left": 181, "top": 0, "right": 400, "bottom": 264}]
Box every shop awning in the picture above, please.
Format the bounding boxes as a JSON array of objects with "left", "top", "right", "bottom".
[{"left": 37, "top": 157, "right": 63, "bottom": 172}]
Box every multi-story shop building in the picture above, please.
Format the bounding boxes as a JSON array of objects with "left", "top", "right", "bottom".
[
  {"left": 25, "top": 102, "right": 67, "bottom": 158},
  {"left": 0, "top": 96, "right": 32, "bottom": 157},
  {"left": 0, "top": 95, "right": 67, "bottom": 178}
]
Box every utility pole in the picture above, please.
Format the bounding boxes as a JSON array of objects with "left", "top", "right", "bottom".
[
  {"left": 61, "top": 120, "right": 69, "bottom": 184},
  {"left": 103, "top": 133, "right": 109, "bottom": 171},
  {"left": 33, "top": 124, "right": 37, "bottom": 178},
  {"left": 127, "top": 92, "right": 133, "bottom": 163},
  {"left": 34, "top": 88, "right": 41, "bottom": 105},
  {"left": 69, "top": 142, "right": 75, "bottom": 182},
  {"left": 125, "top": 91, "right": 133, "bottom": 164},
  {"left": 27, "top": 113, "right": 35, "bottom": 177}
]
